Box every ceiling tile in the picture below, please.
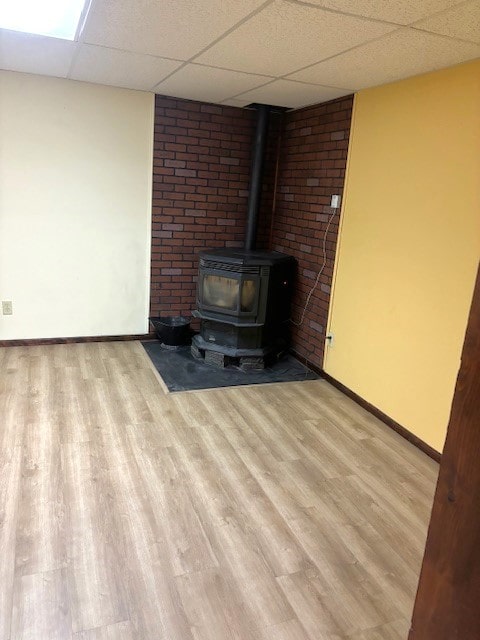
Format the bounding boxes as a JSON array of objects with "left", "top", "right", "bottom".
[
  {"left": 196, "top": 0, "right": 396, "bottom": 76},
  {"left": 288, "top": 28, "right": 480, "bottom": 90},
  {"left": 221, "top": 97, "right": 252, "bottom": 107},
  {"left": 233, "top": 79, "right": 351, "bottom": 109},
  {"left": 414, "top": 1, "right": 480, "bottom": 43},
  {"left": 70, "top": 45, "right": 182, "bottom": 90},
  {"left": 82, "top": 0, "right": 267, "bottom": 59},
  {"left": 301, "top": 0, "right": 467, "bottom": 25},
  {"left": 0, "top": 29, "right": 75, "bottom": 78},
  {"left": 154, "top": 64, "right": 272, "bottom": 104}
]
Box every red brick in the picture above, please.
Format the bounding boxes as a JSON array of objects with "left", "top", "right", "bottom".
[
  {"left": 161, "top": 268, "right": 182, "bottom": 275},
  {"left": 175, "top": 168, "right": 197, "bottom": 178},
  {"left": 150, "top": 93, "right": 353, "bottom": 367},
  {"left": 164, "top": 159, "right": 186, "bottom": 168}
]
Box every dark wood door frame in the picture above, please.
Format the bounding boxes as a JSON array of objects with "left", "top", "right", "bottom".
[{"left": 409, "top": 262, "right": 480, "bottom": 639}]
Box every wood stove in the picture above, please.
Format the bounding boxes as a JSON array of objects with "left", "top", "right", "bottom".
[
  {"left": 192, "top": 103, "right": 296, "bottom": 369},
  {"left": 192, "top": 248, "right": 295, "bottom": 368}
]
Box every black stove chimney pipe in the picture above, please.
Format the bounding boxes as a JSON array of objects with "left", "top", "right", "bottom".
[{"left": 245, "top": 104, "right": 270, "bottom": 251}]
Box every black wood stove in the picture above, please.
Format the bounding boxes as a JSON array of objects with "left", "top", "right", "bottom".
[
  {"left": 192, "top": 248, "right": 295, "bottom": 368},
  {"left": 192, "top": 104, "right": 296, "bottom": 369}
]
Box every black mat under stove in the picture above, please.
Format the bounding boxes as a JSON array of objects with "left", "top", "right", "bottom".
[{"left": 142, "top": 341, "right": 318, "bottom": 392}]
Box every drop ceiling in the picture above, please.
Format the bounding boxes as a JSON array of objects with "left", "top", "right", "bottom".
[{"left": 0, "top": 0, "right": 479, "bottom": 109}]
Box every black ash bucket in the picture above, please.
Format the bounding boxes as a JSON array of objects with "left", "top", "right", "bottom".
[{"left": 149, "top": 316, "right": 191, "bottom": 346}]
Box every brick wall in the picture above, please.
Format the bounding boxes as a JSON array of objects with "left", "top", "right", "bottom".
[
  {"left": 149, "top": 93, "right": 353, "bottom": 369},
  {"left": 266, "top": 96, "right": 354, "bottom": 368},
  {"left": 150, "top": 95, "right": 254, "bottom": 319}
]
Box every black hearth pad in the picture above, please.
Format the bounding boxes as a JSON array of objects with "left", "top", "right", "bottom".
[{"left": 141, "top": 341, "right": 318, "bottom": 392}]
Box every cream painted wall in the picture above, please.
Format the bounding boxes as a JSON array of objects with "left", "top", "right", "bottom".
[
  {"left": 325, "top": 60, "right": 480, "bottom": 453},
  {"left": 0, "top": 71, "right": 154, "bottom": 340}
]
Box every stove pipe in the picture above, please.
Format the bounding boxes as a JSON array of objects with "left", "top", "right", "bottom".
[{"left": 245, "top": 104, "right": 270, "bottom": 251}]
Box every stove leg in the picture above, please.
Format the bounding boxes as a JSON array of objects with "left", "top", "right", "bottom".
[
  {"left": 239, "top": 356, "right": 265, "bottom": 371},
  {"left": 191, "top": 343, "right": 203, "bottom": 359},
  {"left": 204, "top": 350, "right": 230, "bottom": 368}
]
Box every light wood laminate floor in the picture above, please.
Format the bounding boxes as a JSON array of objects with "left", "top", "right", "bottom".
[{"left": 0, "top": 341, "right": 438, "bottom": 640}]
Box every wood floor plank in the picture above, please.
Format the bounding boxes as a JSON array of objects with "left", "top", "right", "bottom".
[
  {"left": 146, "top": 483, "right": 219, "bottom": 578},
  {"left": 258, "top": 618, "right": 313, "bottom": 640},
  {"left": 15, "top": 420, "right": 66, "bottom": 577},
  {"left": 0, "top": 353, "right": 28, "bottom": 451},
  {"left": 345, "top": 618, "right": 410, "bottom": 640},
  {"left": 58, "top": 369, "right": 96, "bottom": 444},
  {"left": 175, "top": 568, "right": 261, "bottom": 640},
  {"left": 62, "top": 441, "right": 129, "bottom": 634},
  {"left": 276, "top": 570, "right": 343, "bottom": 639},
  {"left": 72, "top": 620, "right": 134, "bottom": 640},
  {"left": 10, "top": 569, "right": 71, "bottom": 640},
  {"left": 0, "top": 341, "right": 438, "bottom": 639},
  {"left": 0, "top": 446, "right": 22, "bottom": 640},
  {"left": 206, "top": 515, "right": 296, "bottom": 629},
  {"left": 114, "top": 479, "right": 194, "bottom": 638}
]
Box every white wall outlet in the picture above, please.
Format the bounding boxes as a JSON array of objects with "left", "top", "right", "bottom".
[
  {"left": 331, "top": 194, "right": 341, "bottom": 209},
  {"left": 2, "top": 301, "right": 13, "bottom": 315},
  {"left": 326, "top": 333, "right": 334, "bottom": 346}
]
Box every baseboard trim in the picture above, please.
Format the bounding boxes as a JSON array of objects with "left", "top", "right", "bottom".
[
  {"left": 290, "top": 350, "right": 324, "bottom": 377},
  {"left": 0, "top": 333, "right": 154, "bottom": 348},
  {"left": 321, "top": 371, "right": 441, "bottom": 463},
  {"left": 291, "top": 350, "right": 441, "bottom": 463}
]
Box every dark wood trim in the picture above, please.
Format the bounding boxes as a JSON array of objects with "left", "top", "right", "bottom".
[
  {"left": 291, "top": 348, "right": 441, "bottom": 462},
  {"left": 0, "top": 333, "right": 155, "bottom": 348},
  {"left": 320, "top": 370, "right": 442, "bottom": 463}
]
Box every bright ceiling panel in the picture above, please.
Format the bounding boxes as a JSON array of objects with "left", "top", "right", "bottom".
[
  {"left": 70, "top": 45, "right": 182, "bottom": 90},
  {"left": 154, "top": 63, "right": 273, "bottom": 104},
  {"left": 234, "top": 78, "right": 351, "bottom": 109},
  {"left": 0, "top": 29, "right": 75, "bottom": 77},
  {"left": 221, "top": 97, "right": 252, "bottom": 107},
  {"left": 302, "top": 0, "right": 467, "bottom": 25},
  {"left": 0, "top": 0, "right": 88, "bottom": 40},
  {"left": 414, "top": 1, "right": 480, "bottom": 43},
  {"left": 1, "top": 0, "right": 479, "bottom": 108},
  {"left": 82, "top": 0, "right": 267, "bottom": 60},
  {"left": 288, "top": 28, "right": 480, "bottom": 90},
  {"left": 196, "top": 0, "right": 396, "bottom": 76}
]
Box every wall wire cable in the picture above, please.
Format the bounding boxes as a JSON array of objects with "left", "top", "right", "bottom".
[{"left": 290, "top": 205, "right": 338, "bottom": 327}]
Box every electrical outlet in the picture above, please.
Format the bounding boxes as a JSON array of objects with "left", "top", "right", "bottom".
[
  {"left": 326, "top": 333, "right": 334, "bottom": 347},
  {"left": 2, "top": 301, "right": 13, "bottom": 315},
  {"left": 330, "top": 195, "right": 341, "bottom": 209}
]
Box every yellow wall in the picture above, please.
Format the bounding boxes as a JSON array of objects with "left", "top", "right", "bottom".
[{"left": 325, "top": 60, "right": 480, "bottom": 453}]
